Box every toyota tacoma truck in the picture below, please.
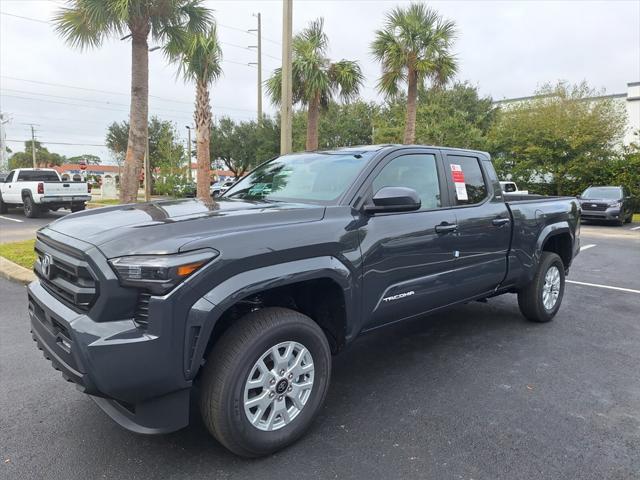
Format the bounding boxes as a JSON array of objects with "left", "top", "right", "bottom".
[
  {"left": 28, "top": 145, "right": 580, "bottom": 457},
  {"left": 0, "top": 168, "right": 91, "bottom": 218}
]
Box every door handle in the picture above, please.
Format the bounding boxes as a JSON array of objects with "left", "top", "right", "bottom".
[
  {"left": 492, "top": 217, "right": 510, "bottom": 226},
  {"left": 435, "top": 223, "right": 458, "bottom": 234}
]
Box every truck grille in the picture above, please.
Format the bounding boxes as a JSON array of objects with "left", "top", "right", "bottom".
[
  {"left": 34, "top": 235, "right": 98, "bottom": 312},
  {"left": 581, "top": 202, "right": 608, "bottom": 212}
]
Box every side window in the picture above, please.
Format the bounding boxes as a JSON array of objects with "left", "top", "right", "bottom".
[
  {"left": 372, "top": 154, "right": 441, "bottom": 210},
  {"left": 5, "top": 171, "right": 14, "bottom": 183},
  {"left": 444, "top": 156, "right": 487, "bottom": 205}
]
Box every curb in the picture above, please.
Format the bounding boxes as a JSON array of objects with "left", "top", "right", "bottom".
[{"left": 0, "top": 255, "right": 35, "bottom": 285}]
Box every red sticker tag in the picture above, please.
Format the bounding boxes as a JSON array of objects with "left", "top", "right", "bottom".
[{"left": 450, "top": 164, "right": 465, "bottom": 182}]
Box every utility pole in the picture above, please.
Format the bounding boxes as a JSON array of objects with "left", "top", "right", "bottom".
[
  {"left": 185, "top": 125, "right": 193, "bottom": 183},
  {"left": 30, "top": 124, "right": 37, "bottom": 168},
  {"left": 248, "top": 13, "right": 263, "bottom": 123},
  {"left": 0, "top": 113, "right": 10, "bottom": 172},
  {"left": 280, "top": 0, "right": 293, "bottom": 154}
]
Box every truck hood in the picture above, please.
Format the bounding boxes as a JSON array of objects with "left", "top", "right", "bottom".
[{"left": 44, "top": 198, "right": 325, "bottom": 258}]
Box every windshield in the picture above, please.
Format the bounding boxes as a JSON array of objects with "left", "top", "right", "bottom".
[
  {"left": 581, "top": 187, "right": 622, "bottom": 200},
  {"left": 225, "top": 151, "right": 372, "bottom": 204}
]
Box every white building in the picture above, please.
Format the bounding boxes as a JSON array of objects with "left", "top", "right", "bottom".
[{"left": 494, "top": 81, "right": 640, "bottom": 146}]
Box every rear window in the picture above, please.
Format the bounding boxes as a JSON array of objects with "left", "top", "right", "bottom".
[
  {"left": 444, "top": 156, "right": 487, "bottom": 205},
  {"left": 16, "top": 170, "right": 60, "bottom": 182}
]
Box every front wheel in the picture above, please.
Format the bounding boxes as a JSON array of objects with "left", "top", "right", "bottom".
[
  {"left": 517, "top": 252, "right": 565, "bottom": 323},
  {"left": 70, "top": 204, "right": 86, "bottom": 213},
  {"left": 199, "top": 307, "right": 331, "bottom": 457}
]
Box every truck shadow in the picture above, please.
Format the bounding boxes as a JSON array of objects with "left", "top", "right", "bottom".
[{"left": 129, "top": 296, "right": 530, "bottom": 463}]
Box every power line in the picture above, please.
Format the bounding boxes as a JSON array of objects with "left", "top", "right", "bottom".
[
  {"left": 6, "top": 139, "right": 107, "bottom": 147},
  {"left": 1, "top": 76, "right": 258, "bottom": 113}
]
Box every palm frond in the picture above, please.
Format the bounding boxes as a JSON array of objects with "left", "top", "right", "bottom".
[{"left": 329, "top": 60, "right": 364, "bottom": 103}]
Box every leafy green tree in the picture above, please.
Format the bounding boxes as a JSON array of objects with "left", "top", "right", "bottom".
[
  {"left": 106, "top": 116, "right": 185, "bottom": 190},
  {"left": 54, "top": 0, "right": 212, "bottom": 203},
  {"left": 374, "top": 83, "right": 495, "bottom": 150},
  {"left": 67, "top": 154, "right": 101, "bottom": 165},
  {"left": 266, "top": 18, "right": 363, "bottom": 151},
  {"left": 371, "top": 3, "right": 457, "bottom": 144},
  {"left": 164, "top": 25, "right": 222, "bottom": 200},
  {"left": 210, "top": 117, "right": 279, "bottom": 177},
  {"left": 8, "top": 141, "right": 65, "bottom": 169},
  {"left": 293, "top": 100, "right": 376, "bottom": 151},
  {"left": 489, "top": 81, "right": 627, "bottom": 195}
]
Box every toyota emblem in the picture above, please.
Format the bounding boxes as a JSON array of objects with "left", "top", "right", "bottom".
[{"left": 41, "top": 253, "right": 53, "bottom": 279}]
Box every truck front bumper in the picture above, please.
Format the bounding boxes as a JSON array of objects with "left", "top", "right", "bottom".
[{"left": 28, "top": 280, "right": 191, "bottom": 434}]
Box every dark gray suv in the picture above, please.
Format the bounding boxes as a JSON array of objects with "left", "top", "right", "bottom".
[{"left": 578, "top": 186, "right": 633, "bottom": 226}]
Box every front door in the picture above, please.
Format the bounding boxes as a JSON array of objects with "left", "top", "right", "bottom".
[{"left": 358, "top": 149, "right": 460, "bottom": 329}]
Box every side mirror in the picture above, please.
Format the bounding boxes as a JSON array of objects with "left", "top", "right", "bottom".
[
  {"left": 364, "top": 186, "right": 421, "bottom": 214},
  {"left": 576, "top": 194, "right": 581, "bottom": 199}
]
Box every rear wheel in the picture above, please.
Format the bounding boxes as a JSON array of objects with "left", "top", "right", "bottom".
[
  {"left": 70, "top": 204, "right": 86, "bottom": 213},
  {"left": 199, "top": 307, "right": 331, "bottom": 457},
  {"left": 518, "top": 252, "right": 565, "bottom": 323},
  {"left": 23, "top": 195, "right": 40, "bottom": 218}
]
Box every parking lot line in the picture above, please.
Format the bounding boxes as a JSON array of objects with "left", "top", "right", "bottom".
[
  {"left": 0, "top": 216, "right": 23, "bottom": 223},
  {"left": 580, "top": 244, "right": 596, "bottom": 251},
  {"left": 567, "top": 280, "right": 640, "bottom": 294},
  {"left": 631, "top": 226, "right": 640, "bottom": 231}
]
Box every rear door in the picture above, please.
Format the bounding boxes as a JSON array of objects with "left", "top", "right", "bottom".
[
  {"left": 358, "top": 148, "right": 461, "bottom": 329},
  {"left": 441, "top": 153, "right": 511, "bottom": 299}
]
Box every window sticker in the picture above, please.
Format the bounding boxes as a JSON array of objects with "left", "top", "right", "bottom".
[{"left": 450, "top": 164, "right": 468, "bottom": 201}]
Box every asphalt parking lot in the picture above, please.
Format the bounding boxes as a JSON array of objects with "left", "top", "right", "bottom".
[
  {"left": 0, "top": 210, "right": 69, "bottom": 243},
  {"left": 1, "top": 223, "right": 639, "bottom": 480}
]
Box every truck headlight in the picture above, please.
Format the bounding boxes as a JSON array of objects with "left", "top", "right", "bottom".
[
  {"left": 609, "top": 201, "right": 621, "bottom": 208},
  {"left": 109, "top": 249, "right": 218, "bottom": 294}
]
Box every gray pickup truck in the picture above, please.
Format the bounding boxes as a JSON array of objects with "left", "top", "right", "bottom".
[{"left": 28, "top": 145, "right": 580, "bottom": 457}]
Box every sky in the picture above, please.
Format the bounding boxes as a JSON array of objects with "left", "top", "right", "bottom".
[{"left": 1, "top": 0, "right": 639, "bottom": 163}]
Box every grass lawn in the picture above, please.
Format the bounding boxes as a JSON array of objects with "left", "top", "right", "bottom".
[
  {"left": 88, "top": 198, "right": 122, "bottom": 206},
  {"left": 0, "top": 239, "right": 36, "bottom": 269}
]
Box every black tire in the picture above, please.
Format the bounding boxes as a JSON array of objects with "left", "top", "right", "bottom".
[
  {"left": 624, "top": 212, "right": 632, "bottom": 224},
  {"left": 23, "top": 195, "right": 40, "bottom": 218},
  {"left": 0, "top": 194, "right": 7, "bottom": 214},
  {"left": 517, "top": 252, "right": 565, "bottom": 323},
  {"left": 199, "top": 307, "right": 331, "bottom": 457},
  {"left": 71, "top": 204, "right": 86, "bottom": 213}
]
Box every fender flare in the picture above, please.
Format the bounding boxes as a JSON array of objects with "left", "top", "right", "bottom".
[
  {"left": 21, "top": 189, "right": 34, "bottom": 201},
  {"left": 183, "top": 256, "right": 354, "bottom": 379},
  {"left": 535, "top": 221, "right": 573, "bottom": 265}
]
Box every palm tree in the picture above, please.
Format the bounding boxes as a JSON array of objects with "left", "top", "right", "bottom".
[
  {"left": 164, "top": 25, "right": 222, "bottom": 201},
  {"left": 371, "top": 3, "right": 458, "bottom": 144},
  {"left": 266, "top": 19, "right": 363, "bottom": 151},
  {"left": 54, "top": 0, "right": 212, "bottom": 203}
]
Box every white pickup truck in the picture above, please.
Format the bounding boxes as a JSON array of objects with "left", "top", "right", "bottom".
[{"left": 0, "top": 168, "right": 91, "bottom": 218}]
